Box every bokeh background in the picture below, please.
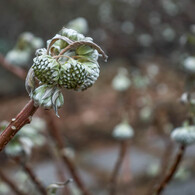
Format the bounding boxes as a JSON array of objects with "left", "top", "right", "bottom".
[{"left": 1, "top": 0, "right": 195, "bottom": 195}]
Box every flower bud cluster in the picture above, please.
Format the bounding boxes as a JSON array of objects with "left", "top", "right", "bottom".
[{"left": 26, "top": 28, "right": 107, "bottom": 116}]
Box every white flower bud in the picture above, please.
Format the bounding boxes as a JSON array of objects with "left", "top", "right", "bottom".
[
  {"left": 32, "top": 85, "right": 64, "bottom": 117},
  {"left": 112, "top": 121, "right": 134, "bottom": 140},
  {"left": 5, "top": 49, "right": 31, "bottom": 67},
  {"left": 26, "top": 28, "right": 107, "bottom": 117},
  {"left": 183, "top": 57, "right": 195, "bottom": 73},
  {"left": 112, "top": 67, "right": 131, "bottom": 91},
  {"left": 30, "top": 117, "right": 46, "bottom": 131},
  {"left": 0, "top": 182, "right": 10, "bottom": 194},
  {"left": 66, "top": 17, "right": 88, "bottom": 35},
  {"left": 171, "top": 126, "right": 195, "bottom": 145},
  {"left": 5, "top": 142, "right": 23, "bottom": 157}
]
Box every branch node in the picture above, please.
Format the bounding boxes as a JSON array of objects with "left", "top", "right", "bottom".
[{"left": 11, "top": 126, "right": 17, "bottom": 130}]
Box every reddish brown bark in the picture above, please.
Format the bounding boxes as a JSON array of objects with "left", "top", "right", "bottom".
[{"left": 0, "top": 100, "right": 38, "bottom": 152}]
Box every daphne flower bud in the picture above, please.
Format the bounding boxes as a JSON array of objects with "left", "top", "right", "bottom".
[
  {"left": 171, "top": 126, "right": 195, "bottom": 145},
  {"left": 26, "top": 28, "right": 107, "bottom": 116},
  {"left": 112, "top": 67, "right": 131, "bottom": 91},
  {"left": 66, "top": 17, "right": 88, "bottom": 35},
  {"left": 183, "top": 57, "right": 195, "bottom": 73},
  {"left": 112, "top": 121, "right": 134, "bottom": 140},
  {"left": 32, "top": 84, "right": 64, "bottom": 117}
]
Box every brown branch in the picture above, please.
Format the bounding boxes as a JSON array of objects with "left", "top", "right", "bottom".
[
  {"left": 43, "top": 123, "right": 70, "bottom": 195},
  {"left": 146, "top": 139, "right": 174, "bottom": 195},
  {"left": 44, "top": 111, "right": 92, "bottom": 195},
  {"left": 153, "top": 144, "right": 186, "bottom": 195},
  {"left": 14, "top": 158, "right": 47, "bottom": 195},
  {"left": 109, "top": 141, "right": 128, "bottom": 195},
  {"left": 0, "top": 100, "right": 38, "bottom": 152},
  {"left": 0, "top": 53, "right": 27, "bottom": 80},
  {"left": 0, "top": 169, "right": 28, "bottom": 195}
]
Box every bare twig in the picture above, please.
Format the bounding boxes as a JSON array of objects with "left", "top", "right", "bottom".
[
  {"left": 0, "top": 53, "right": 26, "bottom": 80},
  {"left": 109, "top": 141, "right": 128, "bottom": 195},
  {"left": 153, "top": 144, "right": 186, "bottom": 195},
  {"left": 0, "top": 100, "right": 38, "bottom": 152},
  {"left": 14, "top": 158, "right": 47, "bottom": 195},
  {"left": 146, "top": 139, "right": 174, "bottom": 195},
  {"left": 44, "top": 111, "right": 92, "bottom": 195},
  {"left": 159, "top": 140, "right": 174, "bottom": 177},
  {"left": 58, "top": 41, "right": 108, "bottom": 61},
  {"left": 0, "top": 169, "right": 28, "bottom": 195},
  {"left": 43, "top": 118, "right": 71, "bottom": 195}
]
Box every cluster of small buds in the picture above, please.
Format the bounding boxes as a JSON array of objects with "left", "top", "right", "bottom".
[
  {"left": 171, "top": 125, "right": 195, "bottom": 145},
  {"left": 32, "top": 51, "right": 60, "bottom": 86},
  {"left": 26, "top": 28, "right": 107, "bottom": 116},
  {"left": 33, "top": 84, "right": 64, "bottom": 117}
]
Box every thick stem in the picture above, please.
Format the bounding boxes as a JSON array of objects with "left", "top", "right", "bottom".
[
  {"left": 0, "top": 54, "right": 26, "bottom": 80},
  {"left": 44, "top": 111, "right": 92, "bottom": 195},
  {"left": 0, "top": 100, "right": 38, "bottom": 152},
  {"left": 109, "top": 141, "right": 128, "bottom": 195},
  {"left": 153, "top": 144, "right": 186, "bottom": 195},
  {"left": 0, "top": 169, "right": 28, "bottom": 195}
]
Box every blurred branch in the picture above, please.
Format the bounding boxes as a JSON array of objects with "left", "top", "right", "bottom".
[
  {"left": 44, "top": 125, "right": 71, "bottom": 195},
  {"left": 159, "top": 140, "right": 174, "bottom": 177},
  {"left": 44, "top": 111, "right": 92, "bottom": 195},
  {"left": 109, "top": 141, "right": 128, "bottom": 195},
  {"left": 0, "top": 169, "right": 28, "bottom": 195},
  {"left": 14, "top": 158, "right": 47, "bottom": 195},
  {"left": 0, "top": 53, "right": 26, "bottom": 80},
  {"left": 0, "top": 99, "right": 38, "bottom": 152},
  {"left": 153, "top": 144, "right": 186, "bottom": 195},
  {"left": 146, "top": 138, "right": 174, "bottom": 195}
]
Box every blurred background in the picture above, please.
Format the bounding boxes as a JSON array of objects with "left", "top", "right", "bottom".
[{"left": 1, "top": 0, "right": 195, "bottom": 195}]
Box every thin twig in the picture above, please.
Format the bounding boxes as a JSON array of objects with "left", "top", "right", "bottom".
[
  {"left": 47, "top": 35, "right": 73, "bottom": 55},
  {"left": 159, "top": 140, "right": 174, "bottom": 177},
  {"left": 0, "top": 53, "right": 27, "bottom": 80},
  {"left": 58, "top": 41, "right": 108, "bottom": 61},
  {"left": 0, "top": 100, "right": 38, "bottom": 152},
  {"left": 153, "top": 144, "right": 186, "bottom": 195},
  {"left": 109, "top": 141, "right": 128, "bottom": 195},
  {"left": 44, "top": 111, "right": 92, "bottom": 195},
  {"left": 15, "top": 158, "right": 47, "bottom": 195},
  {"left": 43, "top": 119, "right": 71, "bottom": 195},
  {"left": 0, "top": 169, "right": 28, "bottom": 195},
  {"left": 146, "top": 139, "right": 174, "bottom": 195}
]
